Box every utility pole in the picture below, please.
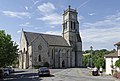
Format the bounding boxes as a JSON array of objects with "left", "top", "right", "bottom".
[{"left": 90, "top": 46, "right": 93, "bottom": 68}]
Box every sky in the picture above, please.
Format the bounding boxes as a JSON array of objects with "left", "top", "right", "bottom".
[{"left": 0, "top": 0, "right": 120, "bottom": 51}]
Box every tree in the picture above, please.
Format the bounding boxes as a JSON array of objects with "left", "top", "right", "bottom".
[
  {"left": 82, "top": 49, "right": 114, "bottom": 68},
  {"left": 94, "top": 58, "right": 105, "bottom": 68},
  {"left": 82, "top": 55, "right": 89, "bottom": 67},
  {"left": 115, "top": 59, "right": 120, "bottom": 68},
  {"left": 0, "top": 30, "right": 18, "bottom": 67}
]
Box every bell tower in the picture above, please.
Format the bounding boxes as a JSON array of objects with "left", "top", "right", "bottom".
[{"left": 62, "top": 5, "right": 82, "bottom": 67}]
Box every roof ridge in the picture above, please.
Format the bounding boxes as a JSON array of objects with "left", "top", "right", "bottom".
[
  {"left": 23, "top": 31, "right": 62, "bottom": 37},
  {"left": 115, "top": 42, "right": 120, "bottom": 46}
]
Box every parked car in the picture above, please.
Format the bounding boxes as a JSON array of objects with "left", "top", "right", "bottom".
[
  {"left": 0, "top": 69, "right": 4, "bottom": 79},
  {"left": 38, "top": 67, "right": 50, "bottom": 77},
  {"left": 3, "top": 68, "right": 10, "bottom": 76},
  {"left": 6, "top": 66, "right": 15, "bottom": 73}
]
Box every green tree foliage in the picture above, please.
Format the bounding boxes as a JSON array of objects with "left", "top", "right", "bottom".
[
  {"left": 115, "top": 59, "right": 120, "bottom": 68},
  {"left": 82, "top": 49, "right": 115, "bottom": 68},
  {"left": 94, "top": 58, "right": 105, "bottom": 68},
  {"left": 82, "top": 55, "right": 89, "bottom": 67},
  {"left": 0, "top": 30, "right": 18, "bottom": 67}
]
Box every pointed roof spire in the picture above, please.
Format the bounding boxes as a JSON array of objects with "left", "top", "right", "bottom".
[
  {"left": 22, "top": 28, "right": 23, "bottom": 31},
  {"left": 22, "top": 28, "right": 24, "bottom": 32}
]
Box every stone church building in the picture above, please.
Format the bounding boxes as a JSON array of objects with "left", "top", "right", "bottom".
[{"left": 19, "top": 6, "right": 82, "bottom": 69}]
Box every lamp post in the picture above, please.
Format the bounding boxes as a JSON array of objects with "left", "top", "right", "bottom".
[{"left": 90, "top": 46, "right": 93, "bottom": 68}]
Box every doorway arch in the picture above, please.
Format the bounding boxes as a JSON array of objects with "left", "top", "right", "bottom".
[{"left": 62, "top": 60, "right": 65, "bottom": 68}]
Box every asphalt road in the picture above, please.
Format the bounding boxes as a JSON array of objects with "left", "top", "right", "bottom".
[
  {"left": 1, "top": 68, "right": 116, "bottom": 81},
  {"left": 1, "top": 68, "right": 63, "bottom": 81}
]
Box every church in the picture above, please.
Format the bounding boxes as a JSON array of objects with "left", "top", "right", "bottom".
[{"left": 19, "top": 6, "right": 82, "bottom": 69}]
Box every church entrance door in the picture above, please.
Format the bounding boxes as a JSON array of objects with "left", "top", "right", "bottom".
[{"left": 62, "top": 60, "right": 65, "bottom": 68}]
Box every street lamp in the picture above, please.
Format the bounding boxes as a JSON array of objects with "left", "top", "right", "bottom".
[{"left": 90, "top": 46, "right": 93, "bottom": 68}]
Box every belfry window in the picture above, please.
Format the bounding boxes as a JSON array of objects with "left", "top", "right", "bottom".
[
  {"left": 71, "top": 21, "right": 75, "bottom": 30},
  {"left": 73, "top": 22, "right": 76, "bottom": 29},
  {"left": 63, "top": 23, "right": 65, "bottom": 30},
  {"left": 23, "top": 48, "right": 25, "bottom": 53},
  {"left": 71, "top": 21, "right": 72, "bottom": 29},
  {"left": 65, "top": 22, "right": 67, "bottom": 29}
]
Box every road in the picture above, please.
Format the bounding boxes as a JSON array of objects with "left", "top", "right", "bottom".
[{"left": 2, "top": 68, "right": 116, "bottom": 81}]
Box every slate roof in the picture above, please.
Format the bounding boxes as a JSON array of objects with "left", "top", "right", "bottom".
[
  {"left": 115, "top": 42, "right": 120, "bottom": 46},
  {"left": 23, "top": 31, "right": 70, "bottom": 47},
  {"left": 104, "top": 52, "right": 118, "bottom": 58}
]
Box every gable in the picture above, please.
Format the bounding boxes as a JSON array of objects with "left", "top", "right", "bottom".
[{"left": 20, "top": 31, "right": 28, "bottom": 51}]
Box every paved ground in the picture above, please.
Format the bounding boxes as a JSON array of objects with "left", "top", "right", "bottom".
[
  {"left": 42, "top": 68, "right": 116, "bottom": 81},
  {"left": 2, "top": 68, "right": 117, "bottom": 81}
]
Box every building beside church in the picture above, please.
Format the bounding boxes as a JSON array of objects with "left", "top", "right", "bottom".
[
  {"left": 19, "top": 6, "right": 82, "bottom": 69},
  {"left": 104, "top": 42, "right": 120, "bottom": 75}
]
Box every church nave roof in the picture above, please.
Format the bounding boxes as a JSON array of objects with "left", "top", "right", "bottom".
[{"left": 23, "top": 31, "right": 70, "bottom": 47}]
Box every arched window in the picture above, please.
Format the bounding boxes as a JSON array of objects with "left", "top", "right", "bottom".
[
  {"left": 71, "top": 21, "right": 76, "bottom": 30},
  {"left": 65, "top": 22, "right": 67, "bottom": 29},
  {"left": 63, "top": 23, "right": 65, "bottom": 30},
  {"left": 23, "top": 48, "right": 25, "bottom": 52},
  {"left": 71, "top": 21, "right": 72, "bottom": 29},
  {"left": 73, "top": 22, "right": 76, "bottom": 29},
  {"left": 38, "top": 55, "right": 41, "bottom": 62}
]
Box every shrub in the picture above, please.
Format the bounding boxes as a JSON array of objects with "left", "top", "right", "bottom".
[{"left": 115, "top": 59, "right": 120, "bottom": 68}]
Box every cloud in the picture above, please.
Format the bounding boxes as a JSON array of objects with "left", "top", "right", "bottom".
[
  {"left": 50, "top": 26, "right": 56, "bottom": 28},
  {"left": 17, "top": 30, "right": 21, "bottom": 34},
  {"left": 31, "top": 0, "right": 39, "bottom": 5},
  {"left": 37, "top": 2, "right": 61, "bottom": 25},
  {"left": 37, "top": 2, "right": 55, "bottom": 13},
  {"left": 105, "top": 12, "right": 120, "bottom": 21},
  {"left": 81, "top": 12, "right": 120, "bottom": 50},
  {"left": 82, "top": 27, "right": 120, "bottom": 42},
  {"left": 34, "top": 27, "right": 39, "bottom": 29},
  {"left": 33, "top": 0, "right": 39, "bottom": 5},
  {"left": 19, "top": 22, "right": 33, "bottom": 27},
  {"left": 2, "top": 11, "right": 30, "bottom": 19},
  {"left": 37, "top": 13, "right": 62, "bottom": 25},
  {"left": 30, "top": 0, "right": 40, "bottom": 9},
  {"left": 88, "top": 13, "right": 95, "bottom": 16},
  {"left": 44, "top": 31, "right": 61, "bottom": 36},
  {"left": 78, "top": 15, "right": 84, "bottom": 21},
  {"left": 25, "top": 6, "right": 29, "bottom": 10}
]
